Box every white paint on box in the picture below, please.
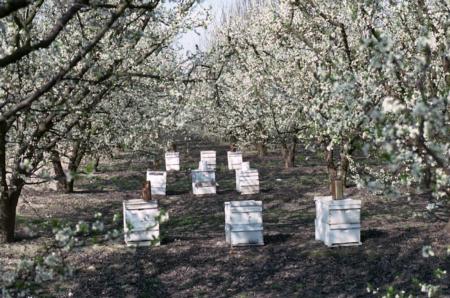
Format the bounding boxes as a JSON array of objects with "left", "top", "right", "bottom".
[
  {"left": 165, "top": 152, "right": 180, "bottom": 171},
  {"left": 146, "top": 170, "right": 167, "bottom": 195},
  {"left": 200, "top": 151, "right": 216, "bottom": 170},
  {"left": 224, "top": 200, "right": 264, "bottom": 246},
  {"left": 123, "top": 199, "right": 160, "bottom": 246},
  {"left": 315, "top": 197, "right": 362, "bottom": 247},
  {"left": 227, "top": 151, "right": 243, "bottom": 170},
  {"left": 192, "top": 169, "right": 216, "bottom": 195}
]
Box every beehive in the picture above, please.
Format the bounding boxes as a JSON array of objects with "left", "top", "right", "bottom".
[
  {"left": 191, "top": 163, "right": 216, "bottom": 195},
  {"left": 317, "top": 198, "right": 361, "bottom": 247},
  {"left": 200, "top": 151, "right": 216, "bottom": 170},
  {"left": 236, "top": 162, "right": 259, "bottom": 194},
  {"left": 123, "top": 199, "right": 160, "bottom": 246},
  {"left": 146, "top": 171, "right": 167, "bottom": 195},
  {"left": 227, "top": 151, "right": 243, "bottom": 170},
  {"left": 314, "top": 196, "right": 333, "bottom": 241},
  {"left": 225, "top": 200, "right": 264, "bottom": 246},
  {"left": 165, "top": 152, "right": 180, "bottom": 171}
]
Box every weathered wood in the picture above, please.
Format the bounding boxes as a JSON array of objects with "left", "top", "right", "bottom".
[
  {"left": 146, "top": 171, "right": 167, "bottom": 195},
  {"left": 335, "top": 179, "right": 344, "bottom": 199},
  {"left": 123, "top": 199, "right": 160, "bottom": 246}
]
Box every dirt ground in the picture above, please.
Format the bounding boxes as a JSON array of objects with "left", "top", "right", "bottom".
[{"left": 1, "top": 142, "right": 449, "bottom": 297}]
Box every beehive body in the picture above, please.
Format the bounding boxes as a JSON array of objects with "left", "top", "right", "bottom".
[
  {"left": 224, "top": 200, "right": 264, "bottom": 246},
  {"left": 227, "top": 151, "right": 243, "bottom": 170},
  {"left": 238, "top": 170, "right": 260, "bottom": 195},
  {"left": 200, "top": 151, "right": 216, "bottom": 170},
  {"left": 236, "top": 161, "right": 259, "bottom": 195},
  {"left": 146, "top": 171, "right": 167, "bottom": 195},
  {"left": 165, "top": 152, "right": 180, "bottom": 171},
  {"left": 192, "top": 169, "right": 216, "bottom": 195},
  {"left": 123, "top": 199, "right": 160, "bottom": 246},
  {"left": 315, "top": 198, "right": 362, "bottom": 247},
  {"left": 314, "top": 196, "right": 333, "bottom": 241}
]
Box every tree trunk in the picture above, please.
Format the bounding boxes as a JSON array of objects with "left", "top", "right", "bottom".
[
  {"left": 341, "top": 154, "right": 350, "bottom": 187},
  {"left": 326, "top": 148, "right": 338, "bottom": 196},
  {"left": 51, "top": 150, "right": 67, "bottom": 192},
  {"left": 0, "top": 122, "right": 14, "bottom": 243},
  {"left": 65, "top": 140, "right": 86, "bottom": 193},
  {"left": 256, "top": 142, "right": 268, "bottom": 157},
  {"left": 281, "top": 139, "right": 297, "bottom": 168},
  {"left": 94, "top": 156, "right": 100, "bottom": 172}
]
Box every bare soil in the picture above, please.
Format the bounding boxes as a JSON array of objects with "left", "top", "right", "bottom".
[{"left": 1, "top": 142, "right": 449, "bottom": 297}]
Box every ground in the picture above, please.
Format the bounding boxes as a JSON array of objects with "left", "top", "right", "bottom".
[{"left": 1, "top": 141, "right": 449, "bottom": 297}]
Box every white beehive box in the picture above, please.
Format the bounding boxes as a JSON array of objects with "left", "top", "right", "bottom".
[
  {"left": 165, "top": 152, "right": 180, "bottom": 171},
  {"left": 314, "top": 196, "right": 333, "bottom": 241},
  {"left": 239, "top": 170, "right": 260, "bottom": 195},
  {"left": 236, "top": 162, "right": 259, "bottom": 194},
  {"left": 224, "top": 200, "right": 264, "bottom": 246},
  {"left": 319, "top": 199, "right": 362, "bottom": 247},
  {"left": 200, "top": 151, "right": 216, "bottom": 170},
  {"left": 227, "top": 151, "right": 243, "bottom": 170},
  {"left": 146, "top": 170, "right": 167, "bottom": 195},
  {"left": 192, "top": 168, "right": 216, "bottom": 195},
  {"left": 236, "top": 162, "right": 250, "bottom": 192},
  {"left": 123, "top": 199, "right": 160, "bottom": 247}
]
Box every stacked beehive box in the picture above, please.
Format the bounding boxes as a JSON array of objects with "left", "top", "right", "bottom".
[
  {"left": 123, "top": 199, "right": 160, "bottom": 247},
  {"left": 224, "top": 200, "right": 264, "bottom": 246},
  {"left": 227, "top": 151, "right": 243, "bottom": 170},
  {"left": 314, "top": 196, "right": 333, "bottom": 241},
  {"left": 191, "top": 161, "right": 216, "bottom": 195},
  {"left": 146, "top": 170, "right": 167, "bottom": 195},
  {"left": 165, "top": 152, "right": 180, "bottom": 171},
  {"left": 200, "top": 151, "right": 216, "bottom": 170},
  {"left": 236, "top": 162, "right": 259, "bottom": 195},
  {"left": 315, "top": 197, "right": 361, "bottom": 247}
]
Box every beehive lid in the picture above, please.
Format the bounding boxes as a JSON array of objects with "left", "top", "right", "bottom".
[
  {"left": 147, "top": 171, "right": 165, "bottom": 176},
  {"left": 123, "top": 199, "right": 158, "bottom": 210},
  {"left": 314, "top": 196, "right": 333, "bottom": 202},
  {"left": 228, "top": 151, "right": 242, "bottom": 156},
  {"left": 165, "top": 152, "right": 179, "bottom": 157},
  {"left": 324, "top": 199, "right": 361, "bottom": 209},
  {"left": 226, "top": 200, "right": 262, "bottom": 207}
]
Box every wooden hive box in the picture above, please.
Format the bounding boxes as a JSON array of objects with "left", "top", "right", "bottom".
[
  {"left": 165, "top": 152, "right": 180, "bottom": 171},
  {"left": 224, "top": 200, "right": 264, "bottom": 246},
  {"left": 227, "top": 151, "right": 243, "bottom": 170},
  {"left": 200, "top": 151, "right": 216, "bottom": 170},
  {"left": 191, "top": 168, "right": 216, "bottom": 195},
  {"left": 235, "top": 162, "right": 250, "bottom": 192},
  {"left": 123, "top": 199, "right": 160, "bottom": 247},
  {"left": 146, "top": 170, "right": 167, "bottom": 195},
  {"left": 314, "top": 196, "right": 333, "bottom": 241},
  {"left": 320, "top": 199, "right": 361, "bottom": 247},
  {"left": 239, "top": 170, "right": 259, "bottom": 195}
]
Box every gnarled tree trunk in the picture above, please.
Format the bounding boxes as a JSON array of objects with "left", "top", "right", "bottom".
[
  {"left": 51, "top": 150, "right": 67, "bottom": 192},
  {"left": 66, "top": 140, "right": 86, "bottom": 193},
  {"left": 0, "top": 122, "right": 14, "bottom": 243},
  {"left": 256, "top": 142, "right": 268, "bottom": 157},
  {"left": 281, "top": 138, "right": 297, "bottom": 168}
]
